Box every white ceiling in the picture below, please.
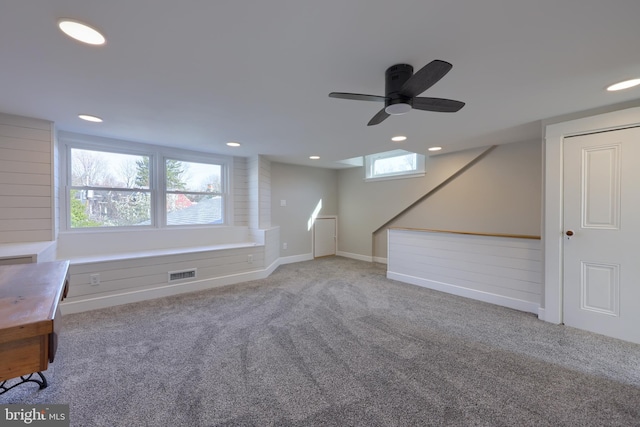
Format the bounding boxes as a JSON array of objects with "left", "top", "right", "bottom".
[{"left": 2, "top": 1, "right": 640, "bottom": 169}]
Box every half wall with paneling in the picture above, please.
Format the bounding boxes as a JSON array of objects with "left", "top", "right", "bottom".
[{"left": 388, "top": 229, "right": 542, "bottom": 313}]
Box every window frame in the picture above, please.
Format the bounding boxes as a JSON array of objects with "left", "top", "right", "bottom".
[
  {"left": 59, "top": 132, "right": 233, "bottom": 232},
  {"left": 162, "top": 155, "right": 227, "bottom": 227},
  {"left": 364, "top": 149, "right": 426, "bottom": 181},
  {"left": 67, "top": 147, "right": 154, "bottom": 229}
]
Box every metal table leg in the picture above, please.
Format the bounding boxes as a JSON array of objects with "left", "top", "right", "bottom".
[{"left": 0, "top": 372, "right": 48, "bottom": 395}]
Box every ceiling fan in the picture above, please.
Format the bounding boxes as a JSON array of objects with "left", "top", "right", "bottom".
[{"left": 329, "top": 60, "right": 465, "bottom": 126}]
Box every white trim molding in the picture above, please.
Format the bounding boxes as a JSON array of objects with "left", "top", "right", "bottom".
[
  {"left": 337, "top": 251, "right": 374, "bottom": 262},
  {"left": 543, "top": 106, "right": 640, "bottom": 324},
  {"left": 388, "top": 271, "right": 540, "bottom": 314},
  {"left": 280, "top": 253, "right": 314, "bottom": 265},
  {"left": 61, "top": 262, "right": 278, "bottom": 314}
]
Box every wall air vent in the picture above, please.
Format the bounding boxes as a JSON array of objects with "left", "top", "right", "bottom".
[{"left": 168, "top": 269, "right": 197, "bottom": 282}]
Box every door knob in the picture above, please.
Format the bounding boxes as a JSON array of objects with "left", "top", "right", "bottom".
[{"left": 565, "top": 230, "right": 574, "bottom": 238}]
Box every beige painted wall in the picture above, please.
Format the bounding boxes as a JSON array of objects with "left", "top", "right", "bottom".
[
  {"left": 337, "top": 146, "right": 490, "bottom": 259},
  {"left": 372, "top": 140, "right": 542, "bottom": 258},
  {"left": 271, "top": 162, "right": 338, "bottom": 258}
]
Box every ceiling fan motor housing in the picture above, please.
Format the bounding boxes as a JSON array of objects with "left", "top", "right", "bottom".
[
  {"left": 385, "top": 64, "right": 413, "bottom": 113},
  {"left": 328, "top": 59, "right": 463, "bottom": 125}
]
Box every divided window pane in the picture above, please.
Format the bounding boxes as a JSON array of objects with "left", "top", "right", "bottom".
[
  {"left": 70, "top": 149, "right": 151, "bottom": 228},
  {"left": 71, "top": 149, "right": 149, "bottom": 189},
  {"left": 165, "top": 159, "right": 223, "bottom": 225}
]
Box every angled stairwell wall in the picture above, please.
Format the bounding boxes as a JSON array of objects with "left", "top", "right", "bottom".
[
  {"left": 379, "top": 139, "right": 543, "bottom": 313},
  {"left": 372, "top": 140, "right": 542, "bottom": 260},
  {"left": 337, "top": 146, "right": 494, "bottom": 261}
]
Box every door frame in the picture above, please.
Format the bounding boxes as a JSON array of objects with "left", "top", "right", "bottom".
[
  {"left": 313, "top": 215, "right": 337, "bottom": 258},
  {"left": 543, "top": 105, "right": 640, "bottom": 324}
]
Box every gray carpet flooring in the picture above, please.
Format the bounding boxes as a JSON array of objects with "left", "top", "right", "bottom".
[{"left": 2, "top": 257, "right": 640, "bottom": 426}]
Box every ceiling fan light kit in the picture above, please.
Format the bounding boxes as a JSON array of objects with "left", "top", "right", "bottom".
[
  {"left": 385, "top": 101, "right": 412, "bottom": 115},
  {"left": 329, "top": 60, "right": 465, "bottom": 126}
]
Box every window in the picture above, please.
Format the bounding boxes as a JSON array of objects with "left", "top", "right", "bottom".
[
  {"left": 365, "top": 149, "right": 426, "bottom": 181},
  {"left": 61, "top": 135, "right": 231, "bottom": 230},
  {"left": 69, "top": 148, "right": 152, "bottom": 228},
  {"left": 165, "top": 159, "right": 223, "bottom": 225}
]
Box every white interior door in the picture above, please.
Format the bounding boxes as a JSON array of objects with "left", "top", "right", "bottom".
[
  {"left": 314, "top": 217, "right": 336, "bottom": 258},
  {"left": 563, "top": 126, "right": 640, "bottom": 343}
]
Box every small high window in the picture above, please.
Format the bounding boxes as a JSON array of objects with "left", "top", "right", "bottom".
[{"left": 365, "top": 149, "right": 426, "bottom": 181}]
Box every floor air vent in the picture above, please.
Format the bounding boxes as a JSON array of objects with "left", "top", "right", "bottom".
[{"left": 168, "top": 269, "right": 197, "bottom": 282}]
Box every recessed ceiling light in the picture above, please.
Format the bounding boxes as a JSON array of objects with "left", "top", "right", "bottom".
[
  {"left": 58, "top": 19, "right": 106, "bottom": 45},
  {"left": 391, "top": 136, "right": 407, "bottom": 142},
  {"left": 309, "top": 155, "right": 320, "bottom": 160},
  {"left": 428, "top": 146, "right": 442, "bottom": 152},
  {"left": 226, "top": 142, "right": 241, "bottom": 147},
  {"left": 606, "top": 78, "right": 640, "bottom": 92},
  {"left": 78, "top": 114, "right": 103, "bottom": 123}
]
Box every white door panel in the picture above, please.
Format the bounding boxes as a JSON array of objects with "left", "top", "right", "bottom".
[
  {"left": 563, "top": 127, "right": 640, "bottom": 343},
  {"left": 314, "top": 217, "right": 336, "bottom": 258}
]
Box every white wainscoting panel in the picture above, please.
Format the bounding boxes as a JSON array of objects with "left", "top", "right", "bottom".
[
  {"left": 62, "top": 245, "right": 266, "bottom": 313},
  {"left": 263, "top": 226, "right": 280, "bottom": 268},
  {"left": 387, "top": 229, "right": 542, "bottom": 313},
  {"left": 60, "top": 227, "right": 280, "bottom": 313}
]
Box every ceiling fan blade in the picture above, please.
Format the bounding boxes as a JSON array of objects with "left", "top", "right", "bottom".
[
  {"left": 400, "top": 60, "right": 453, "bottom": 97},
  {"left": 329, "top": 92, "right": 387, "bottom": 102},
  {"left": 367, "top": 108, "right": 390, "bottom": 126},
  {"left": 412, "top": 97, "right": 465, "bottom": 113}
]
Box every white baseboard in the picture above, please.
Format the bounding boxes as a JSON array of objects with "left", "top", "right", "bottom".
[
  {"left": 336, "top": 251, "right": 373, "bottom": 262},
  {"left": 66, "top": 255, "right": 521, "bottom": 315},
  {"left": 62, "top": 263, "right": 278, "bottom": 315},
  {"left": 373, "top": 256, "right": 387, "bottom": 264},
  {"left": 537, "top": 307, "right": 560, "bottom": 323},
  {"left": 263, "top": 257, "right": 280, "bottom": 275},
  {"left": 537, "top": 307, "right": 546, "bottom": 321},
  {"left": 279, "top": 253, "right": 313, "bottom": 265},
  {"left": 387, "top": 271, "right": 540, "bottom": 314}
]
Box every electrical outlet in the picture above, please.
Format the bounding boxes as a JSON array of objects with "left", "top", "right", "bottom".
[
  {"left": 283, "top": 242, "right": 288, "bottom": 250},
  {"left": 90, "top": 273, "right": 100, "bottom": 286},
  {"left": 248, "top": 254, "right": 253, "bottom": 264}
]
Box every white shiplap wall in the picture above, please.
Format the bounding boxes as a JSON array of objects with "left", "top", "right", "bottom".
[
  {"left": 0, "top": 113, "right": 54, "bottom": 243},
  {"left": 248, "top": 155, "right": 271, "bottom": 230},
  {"left": 259, "top": 156, "right": 271, "bottom": 229},
  {"left": 53, "top": 126, "right": 60, "bottom": 240},
  {"left": 234, "top": 156, "right": 249, "bottom": 226},
  {"left": 248, "top": 155, "right": 259, "bottom": 229},
  {"left": 263, "top": 226, "right": 280, "bottom": 268},
  {"left": 387, "top": 229, "right": 542, "bottom": 313},
  {"left": 62, "top": 243, "right": 267, "bottom": 314}
]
